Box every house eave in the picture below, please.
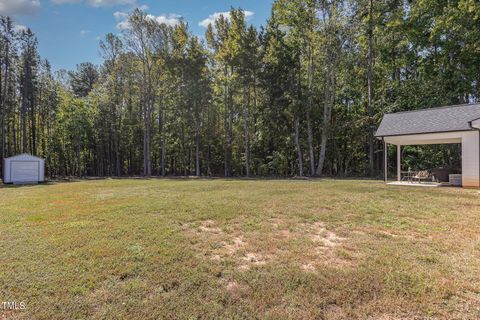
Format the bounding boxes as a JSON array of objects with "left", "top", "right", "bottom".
[{"left": 375, "top": 129, "right": 474, "bottom": 139}]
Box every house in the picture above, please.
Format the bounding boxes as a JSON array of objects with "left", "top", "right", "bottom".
[
  {"left": 3, "top": 154, "right": 45, "bottom": 184},
  {"left": 375, "top": 104, "right": 480, "bottom": 188}
]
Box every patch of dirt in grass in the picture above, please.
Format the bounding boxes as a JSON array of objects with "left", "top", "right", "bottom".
[
  {"left": 223, "top": 279, "right": 248, "bottom": 293},
  {"left": 219, "top": 278, "right": 250, "bottom": 299},
  {"left": 184, "top": 218, "right": 352, "bottom": 273},
  {"left": 377, "top": 230, "right": 420, "bottom": 241},
  {"left": 185, "top": 221, "right": 241, "bottom": 263},
  {"left": 197, "top": 220, "right": 223, "bottom": 233},
  {"left": 239, "top": 252, "right": 271, "bottom": 271},
  {"left": 223, "top": 236, "right": 246, "bottom": 255},
  {"left": 270, "top": 218, "right": 353, "bottom": 270},
  {"left": 185, "top": 220, "right": 272, "bottom": 271},
  {"left": 323, "top": 305, "right": 348, "bottom": 319},
  {"left": 306, "top": 221, "right": 345, "bottom": 247},
  {"left": 301, "top": 262, "right": 316, "bottom": 272},
  {"left": 225, "top": 280, "right": 239, "bottom": 291}
]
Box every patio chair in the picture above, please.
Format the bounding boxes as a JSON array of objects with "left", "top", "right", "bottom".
[{"left": 413, "top": 170, "right": 430, "bottom": 183}]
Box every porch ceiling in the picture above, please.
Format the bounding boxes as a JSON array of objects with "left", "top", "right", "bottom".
[{"left": 383, "top": 131, "right": 465, "bottom": 146}]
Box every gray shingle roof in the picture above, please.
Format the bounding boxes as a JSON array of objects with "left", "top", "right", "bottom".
[{"left": 375, "top": 104, "right": 480, "bottom": 137}]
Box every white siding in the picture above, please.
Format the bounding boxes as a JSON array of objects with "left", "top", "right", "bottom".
[
  {"left": 462, "top": 131, "right": 480, "bottom": 188},
  {"left": 11, "top": 161, "right": 39, "bottom": 183},
  {"left": 3, "top": 154, "right": 45, "bottom": 184}
]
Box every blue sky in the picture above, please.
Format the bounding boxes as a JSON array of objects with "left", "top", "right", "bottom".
[{"left": 2, "top": 0, "right": 273, "bottom": 70}]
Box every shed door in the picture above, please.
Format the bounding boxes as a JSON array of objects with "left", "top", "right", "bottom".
[{"left": 11, "top": 161, "right": 39, "bottom": 183}]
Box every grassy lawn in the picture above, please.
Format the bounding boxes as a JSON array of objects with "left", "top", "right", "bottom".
[{"left": 1, "top": 179, "right": 480, "bottom": 319}]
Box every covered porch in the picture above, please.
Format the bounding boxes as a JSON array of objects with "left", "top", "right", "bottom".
[
  {"left": 382, "top": 131, "right": 465, "bottom": 187},
  {"left": 376, "top": 104, "right": 480, "bottom": 188}
]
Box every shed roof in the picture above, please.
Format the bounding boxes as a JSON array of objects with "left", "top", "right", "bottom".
[
  {"left": 375, "top": 104, "right": 480, "bottom": 137},
  {"left": 5, "top": 153, "right": 44, "bottom": 160}
]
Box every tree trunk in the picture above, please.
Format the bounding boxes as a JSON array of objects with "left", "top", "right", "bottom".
[
  {"left": 306, "top": 45, "right": 315, "bottom": 176},
  {"left": 115, "top": 101, "right": 121, "bottom": 176},
  {"left": 161, "top": 112, "right": 166, "bottom": 176},
  {"left": 316, "top": 72, "right": 335, "bottom": 176},
  {"left": 145, "top": 106, "right": 152, "bottom": 176},
  {"left": 143, "top": 107, "right": 150, "bottom": 176},
  {"left": 159, "top": 107, "right": 166, "bottom": 176},
  {"left": 294, "top": 116, "right": 303, "bottom": 177},
  {"left": 76, "top": 138, "right": 81, "bottom": 176},
  {"left": 243, "top": 85, "right": 251, "bottom": 177},
  {"left": 367, "top": 0, "right": 375, "bottom": 177},
  {"left": 306, "top": 112, "right": 315, "bottom": 176},
  {"left": 143, "top": 76, "right": 153, "bottom": 176},
  {"left": 317, "top": 127, "right": 328, "bottom": 177},
  {"left": 193, "top": 101, "right": 201, "bottom": 177},
  {"left": 223, "top": 65, "right": 230, "bottom": 177},
  {"left": 11, "top": 88, "right": 16, "bottom": 155},
  {"left": 22, "top": 100, "right": 27, "bottom": 153},
  {"left": 228, "top": 106, "right": 233, "bottom": 176},
  {"left": 31, "top": 96, "right": 36, "bottom": 155},
  {"left": 115, "top": 132, "right": 121, "bottom": 176},
  {"left": 206, "top": 103, "right": 212, "bottom": 176},
  {"left": 195, "top": 127, "right": 200, "bottom": 177}
]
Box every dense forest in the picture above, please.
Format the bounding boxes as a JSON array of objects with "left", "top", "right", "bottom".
[{"left": 0, "top": 0, "right": 479, "bottom": 179}]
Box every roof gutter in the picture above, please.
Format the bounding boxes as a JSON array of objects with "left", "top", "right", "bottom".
[
  {"left": 468, "top": 121, "right": 480, "bottom": 188},
  {"left": 375, "top": 129, "right": 475, "bottom": 139}
]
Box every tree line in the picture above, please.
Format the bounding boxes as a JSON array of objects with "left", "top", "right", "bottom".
[{"left": 0, "top": 0, "right": 479, "bottom": 179}]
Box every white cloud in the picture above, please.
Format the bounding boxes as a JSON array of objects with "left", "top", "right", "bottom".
[
  {"left": 147, "top": 13, "right": 181, "bottom": 26},
  {"left": 51, "top": 0, "right": 81, "bottom": 4},
  {"left": 116, "top": 19, "right": 130, "bottom": 30},
  {"left": 199, "top": 10, "right": 254, "bottom": 28},
  {"left": 114, "top": 11, "right": 182, "bottom": 30},
  {"left": 86, "top": 0, "right": 136, "bottom": 7},
  {"left": 113, "top": 10, "right": 128, "bottom": 20},
  {"left": 113, "top": 10, "right": 130, "bottom": 30},
  {"left": 0, "top": 0, "right": 41, "bottom": 15},
  {"left": 80, "top": 29, "right": 89, "bottom": 37},
  {"left": 52, "top": 0, "right": 140, "bottom": 7}
]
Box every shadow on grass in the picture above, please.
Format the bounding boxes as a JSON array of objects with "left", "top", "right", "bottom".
[
  {"left": 0, "top": 175, "right": 385, "bottom": 189},
  {"left": 0, "top": 178, "right": 83, "bottom": 189}
]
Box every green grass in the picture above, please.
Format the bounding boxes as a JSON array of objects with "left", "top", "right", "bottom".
[{"left": 1, "top": 179, "right": 480, "bottom": 319}]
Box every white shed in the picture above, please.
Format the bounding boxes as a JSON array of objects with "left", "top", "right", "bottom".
[
  {"left": 376, "top": 104, "right": 480, "bottom": 188},
  {"left": 3, "top": 154, "right": 45, "bottom": 184}
]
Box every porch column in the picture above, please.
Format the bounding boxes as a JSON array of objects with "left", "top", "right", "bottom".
[
  {"left": 397, "top": 144, "right": 401, "bottom": 181},
  {"left": 384, "top": 141, "right": 388, "bottom": 182}
]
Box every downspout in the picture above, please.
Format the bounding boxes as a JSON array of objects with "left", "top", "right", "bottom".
[{"left": 468, "top": 121, "right": 480, "bottom": 188}]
